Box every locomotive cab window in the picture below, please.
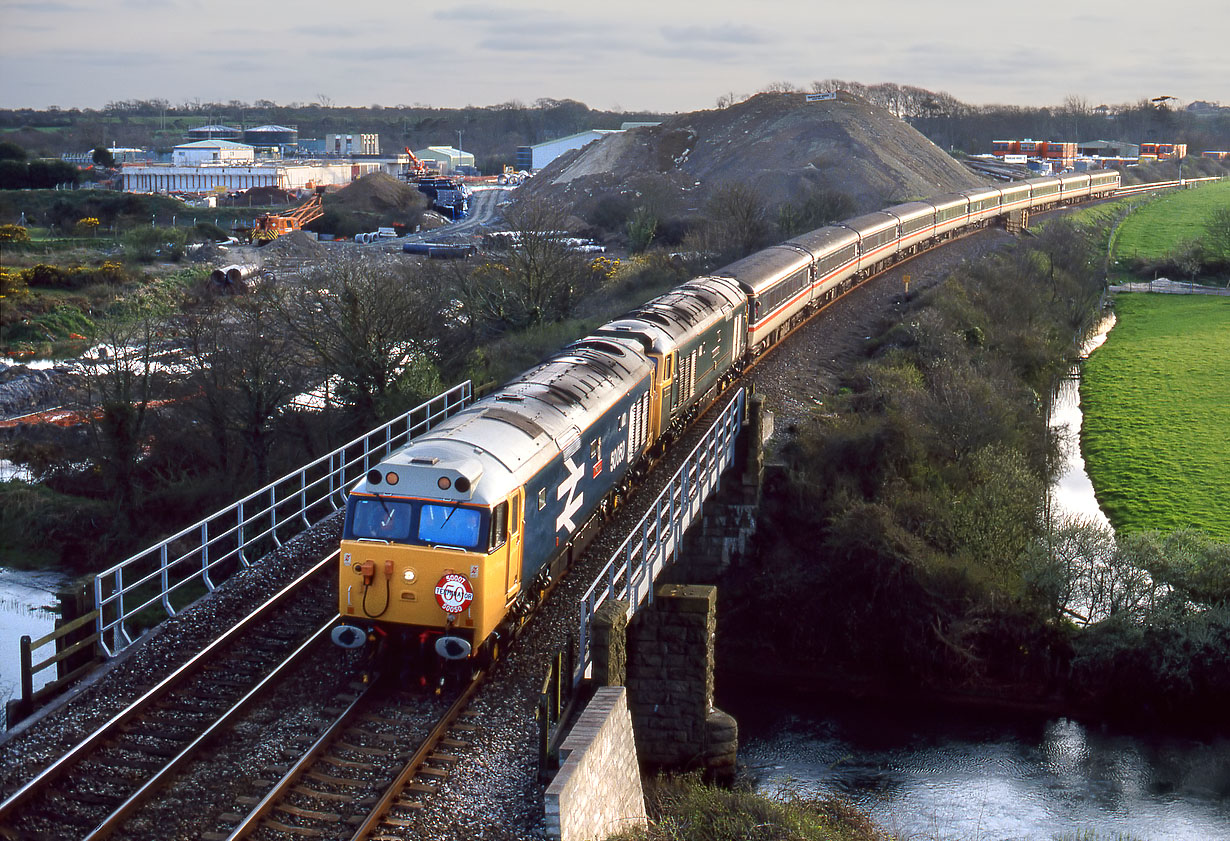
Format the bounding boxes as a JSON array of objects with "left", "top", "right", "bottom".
[
  {"left": 349, "top": 498, "right": 413, "bottom": 541},
  {"left": 489, "top": 501, "right": 508, "bottom": 551},
  {"left": 538, "top": 487, "right": 547, "bottom": 510},
  {"left": 419, "top": 503, "right": 483, "bottom": 549},
  {"left": 510, "top": 496, "right": 520, "bottom": 535},
  {"left": 590, "top": 438, "right": 601, "bottom": 462}
]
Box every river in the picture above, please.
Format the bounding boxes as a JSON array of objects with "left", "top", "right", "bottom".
[
  {"left": 730, "top": 312, "right": 1230, "bottom": 839},
  {"left": 0, "top": 568, "right": 68, "bottom": 714},
  {"left": 729, "top": 693, "right": 1230, "bottom": 841}
]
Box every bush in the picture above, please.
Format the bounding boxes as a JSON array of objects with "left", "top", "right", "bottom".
[
  {"left": 19, "top": 261, "right": 132, "bottom": 290},
  {"left": 122, "top": 225, "right": 187, "bottom": 262},
  {"left": 0, "top": 267, "right": 28, "bottom": 300},
  {"left": 193, "top": 220, "right": 230, "bottom": 242},
  {"left": 0, "top": 223, "right": 30, "bottom": 242},
  {"left": 609, "top": 774, "right": 891, "bottom": 841}
]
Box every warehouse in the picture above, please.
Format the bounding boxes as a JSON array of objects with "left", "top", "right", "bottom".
[
  {"left": 518, "top": 129, "right": 622, "bottom": 171},
  {"left": 413, "top": 146, "right": 474, "bottom": 175},
  {"left": 121, "top": 160, "right": 382, "bottom": 194}
]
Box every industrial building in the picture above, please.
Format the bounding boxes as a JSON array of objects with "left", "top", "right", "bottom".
[
  {"left": 1076, "top": 139, "right": 1140, "bottom": 159},
  {"left": 414, "top": 146, "right": 474, "bottom": 175},
  {"left": 515, "top": 122, "right": 660, "bottom": 171},
  {"left": 172, "top": 140, "right": 255, "bottom": 166},
  {"left": 991, "top": 139, "right": 1077, "bottom": 168},
  {"left": 517, "top": 129, "right": 622, "bottom": 171},
  {"left": 186, "top": 124, "right": 242, "bottom": 141},
  {"left": 121, "top": 159, "right": 382, "bottom": 194},
  {"left": 243, "top": 124, "right": 298, "bottom": 155},
  {"left": 1139, "top": 142, "right": 1187, "bottom": 161},
  {"left": 326, "top": 133, "right": 380, "bottom": 156}
]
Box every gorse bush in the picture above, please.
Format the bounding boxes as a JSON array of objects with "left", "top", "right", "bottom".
[{"left": 17, "top": 261, "right": 133, "bottom": 289}]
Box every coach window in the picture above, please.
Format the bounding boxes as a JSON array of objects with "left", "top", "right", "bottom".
[{"left": 490, "top": 501, "right": 508, "bottom": 551}]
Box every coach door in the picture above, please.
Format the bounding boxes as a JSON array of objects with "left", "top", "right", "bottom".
[
  {"left": 657, "top": 351, "right": 676, "bottom": 436},
  {"left": 506, "top": 489, "right": 523, "bottom": 600}
]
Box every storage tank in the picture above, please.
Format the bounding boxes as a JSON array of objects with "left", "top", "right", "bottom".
[
  {"left": 186, "top": 124, "right": 241, "bottom": 141},
  {"left": 243, "top": 124, "right": 298, "bottom": 152}
]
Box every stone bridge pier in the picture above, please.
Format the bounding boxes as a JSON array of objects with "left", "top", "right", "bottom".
[{"left": 587, "top": 394, "right": 770, "bottom": 782}]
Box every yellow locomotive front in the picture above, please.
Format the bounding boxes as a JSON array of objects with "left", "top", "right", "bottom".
[{"left": 335, "top": 449, "right": 525, "bottom": 664}]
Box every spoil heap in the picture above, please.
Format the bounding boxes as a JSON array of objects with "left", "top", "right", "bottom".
[
  {"left": 522, "top": 91, "right": 987, "bottom": 217},
  {"left": 328, "top": 171, "right": 427, "bottom": 214}
]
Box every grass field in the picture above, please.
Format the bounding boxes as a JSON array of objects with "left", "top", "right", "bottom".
[
  {"left": 1081, "top": 294, "right": 1230, "bottom": 539},
  {"left": 1109, "top": 179, "right": 1230, "bottom": 274}
]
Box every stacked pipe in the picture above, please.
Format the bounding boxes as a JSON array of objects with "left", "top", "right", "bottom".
[{"left": 210, "top": 264, "right": 262, "bottom": 291}]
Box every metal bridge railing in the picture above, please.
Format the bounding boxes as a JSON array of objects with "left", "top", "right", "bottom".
[
  {"left": 574, "top": 388, "right": 745, "bottom": 686},
  {"left": 91, "top": 381, "right": 472, "bottom": 657}
]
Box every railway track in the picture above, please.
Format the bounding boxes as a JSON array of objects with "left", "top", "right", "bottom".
[
  {"left": 214, "top": 670, "right": 481, "bottom": 841},
  {"left": 0, "top": 556, "right": 339, "bottom": 841}
]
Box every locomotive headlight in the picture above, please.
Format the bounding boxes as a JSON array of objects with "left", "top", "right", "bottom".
[{"left": 402, "top": 567, "right": 417, "bottom": 584}]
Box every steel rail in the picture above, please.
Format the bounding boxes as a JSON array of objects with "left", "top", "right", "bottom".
[
  {"left": 221, "top": 675, "right": 385, "bottom": 840},
  {"left": 0, "top": 551, "right": 338, "bottom": 823},
  {"left": 81, "top": 616, "right": 339, "bottom": 841},
  {"left": 348, "top": 672, "right": 486, "bottom": 840}
]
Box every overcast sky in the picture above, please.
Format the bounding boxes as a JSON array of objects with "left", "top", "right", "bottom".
[{"left": 1, "top": 0, "right": 1225, "bottom": 112}]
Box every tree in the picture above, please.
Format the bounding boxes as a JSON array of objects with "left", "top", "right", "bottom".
[
  {"left": 74, "top": 286, "right": 174, "bottom": 528},
  {"left": 0, "top": 140, "right": 26, "bottom": 161},
  {"left": 452, "top": 195, "right": 594, "bottom": 335},
  {"left": 178, "top": 291, "right": 312, "bottom": 483},
  {"left": 92, "top": 147, "right": 116, "bottom": 168},
  {"left": 689, "top": 182, "right": 773, "bottom": 262},
  {"left": 277, "top": 253, "right": 445, "bottom": 431},
  {"left": 1203, "top": 206, "right": 1230, "bottom": 268}
]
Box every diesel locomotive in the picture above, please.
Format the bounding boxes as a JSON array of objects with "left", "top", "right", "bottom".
[{"left": 333, "top": 168, "right": 1120, "bottom": 666}]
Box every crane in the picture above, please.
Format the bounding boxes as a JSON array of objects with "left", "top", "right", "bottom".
[{"left": 249, "top": 187, "right": 326, "bottom": 244}]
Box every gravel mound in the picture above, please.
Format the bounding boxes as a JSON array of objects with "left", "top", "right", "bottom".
[
  {"left": 328, "top": 171, "right": 426, "bottom": 213},
  {"left": 522, "top": 91, "right": 988, "bottom": 218},
  {"left": 258, "top": 229, "right": 327, "bottom": 260}
]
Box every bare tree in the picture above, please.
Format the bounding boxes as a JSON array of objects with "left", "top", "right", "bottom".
[
  {"left": 276, "top": 253, "right": 445, "bottom": 431},
  {"left": 74, "top": 288, "right": 172, "bottom": 526},
  {"left": 689, "top": 182, "right": 773, "bottom": 262},
  {"left": 452, "top": 196, "right": 594, "bottom": 335},
  {"left": 177, "top": 290, "right": 312, "bottom": 483}
]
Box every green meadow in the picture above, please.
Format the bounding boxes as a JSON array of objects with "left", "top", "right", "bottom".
[
  {"left": 1081, "top": 294, "right": 1230, "bottom": 539},
  {"left": 1109, "top": 179, "right": 1230, "bottom": 274}
]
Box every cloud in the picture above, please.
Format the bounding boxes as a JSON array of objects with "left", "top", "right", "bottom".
[
  {"left": 1, "top": 1, "right": 82, "bottom": 11},
  {"left": 659, "top": 24, "right": 771, "bottom": 45}
]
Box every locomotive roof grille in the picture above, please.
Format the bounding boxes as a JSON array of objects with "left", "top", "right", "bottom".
[{"left": 480, "top": 406, "right": 547, "bottom": 439}]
